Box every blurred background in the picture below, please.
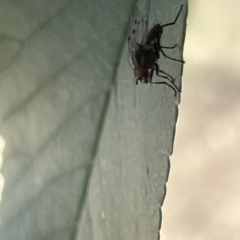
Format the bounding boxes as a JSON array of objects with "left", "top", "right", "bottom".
[{"left": 162, "top": 0, "right": 240, "bottom": 239}]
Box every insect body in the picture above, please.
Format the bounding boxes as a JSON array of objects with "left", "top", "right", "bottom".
[
  {"left": 128, "top": 0, "right": 185, "bottom": 95},
  {"left": 146, "top": 24, "right": 163, "bottom": 55}
]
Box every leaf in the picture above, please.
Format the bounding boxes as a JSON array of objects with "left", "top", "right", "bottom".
[{"left": 0, "top": 0, "right": 188, "bottom": 239}]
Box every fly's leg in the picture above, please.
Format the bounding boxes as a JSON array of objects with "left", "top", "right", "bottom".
[
  {"left": 158, "top": 69, "right": 174, "bottom": 82},
  {"left": 160, "top": 44, "right": 177, "bottom": 49},
  {"left": 151, "top": 64, "right": 181, "bottom": 96},
  {"left": 149, "top": 65, "right": 170, "bottom": 83},
  {"left": 162, "top": 5, "right": 184, "bottom": 28},
  {"left": 160, "top": 48, "right": 185, "bottom": 63},
  {"left": 152, "top": 81, "right": 177, "bottom": 96},
  {"left": 154, "top": 63, "right": 174, "bottom": 82},
  {"left": 159, "top": 5, "right": 185, "bottom": 62},
  {"left": 149, "top": 67, "right": 154, "bottom": 83}
]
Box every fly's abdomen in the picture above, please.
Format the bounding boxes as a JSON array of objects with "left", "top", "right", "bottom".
[{"left": 146, "top": 24, "right": 163, "bottom": 52}]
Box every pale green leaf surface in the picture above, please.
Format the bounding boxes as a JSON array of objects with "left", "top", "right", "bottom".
[{"left": 0, "top": 0, "right": 187, "bottom": 239}]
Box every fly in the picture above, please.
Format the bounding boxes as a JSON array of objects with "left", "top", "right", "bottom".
[{"left": 128, "top": 0, "right": 185, "bottom": 95}]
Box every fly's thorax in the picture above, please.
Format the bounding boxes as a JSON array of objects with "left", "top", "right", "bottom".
[{"left": 135, "top": 45, "right": 159, "bottom": 69}]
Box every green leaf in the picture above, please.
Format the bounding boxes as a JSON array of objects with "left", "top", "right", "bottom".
[{"left": 0, "top": 0, "right": 187, "bottom": 239}]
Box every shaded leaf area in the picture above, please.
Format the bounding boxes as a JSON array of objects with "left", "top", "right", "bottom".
[
  {"left": 0, "top": 0, "right": 187, "bottom": 239},
  {"left": 0, "top": 0, "right": 70, "bottom": 73}
]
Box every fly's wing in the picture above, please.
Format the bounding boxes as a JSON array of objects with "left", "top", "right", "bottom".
[
  {"left": 141, "top": 0, "right": 152, "bottom": 44},
  {"left": 128, "top": 0, "right": 152, "bottom": 54}
]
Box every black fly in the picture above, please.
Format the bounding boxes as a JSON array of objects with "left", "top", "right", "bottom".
[{"left": 128, "top": 0, "right": 185, "bottom": 95}]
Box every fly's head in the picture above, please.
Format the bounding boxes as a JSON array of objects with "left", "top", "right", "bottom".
[{"left": 134, "top": 67, "right": 149, "bottom": 84}]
